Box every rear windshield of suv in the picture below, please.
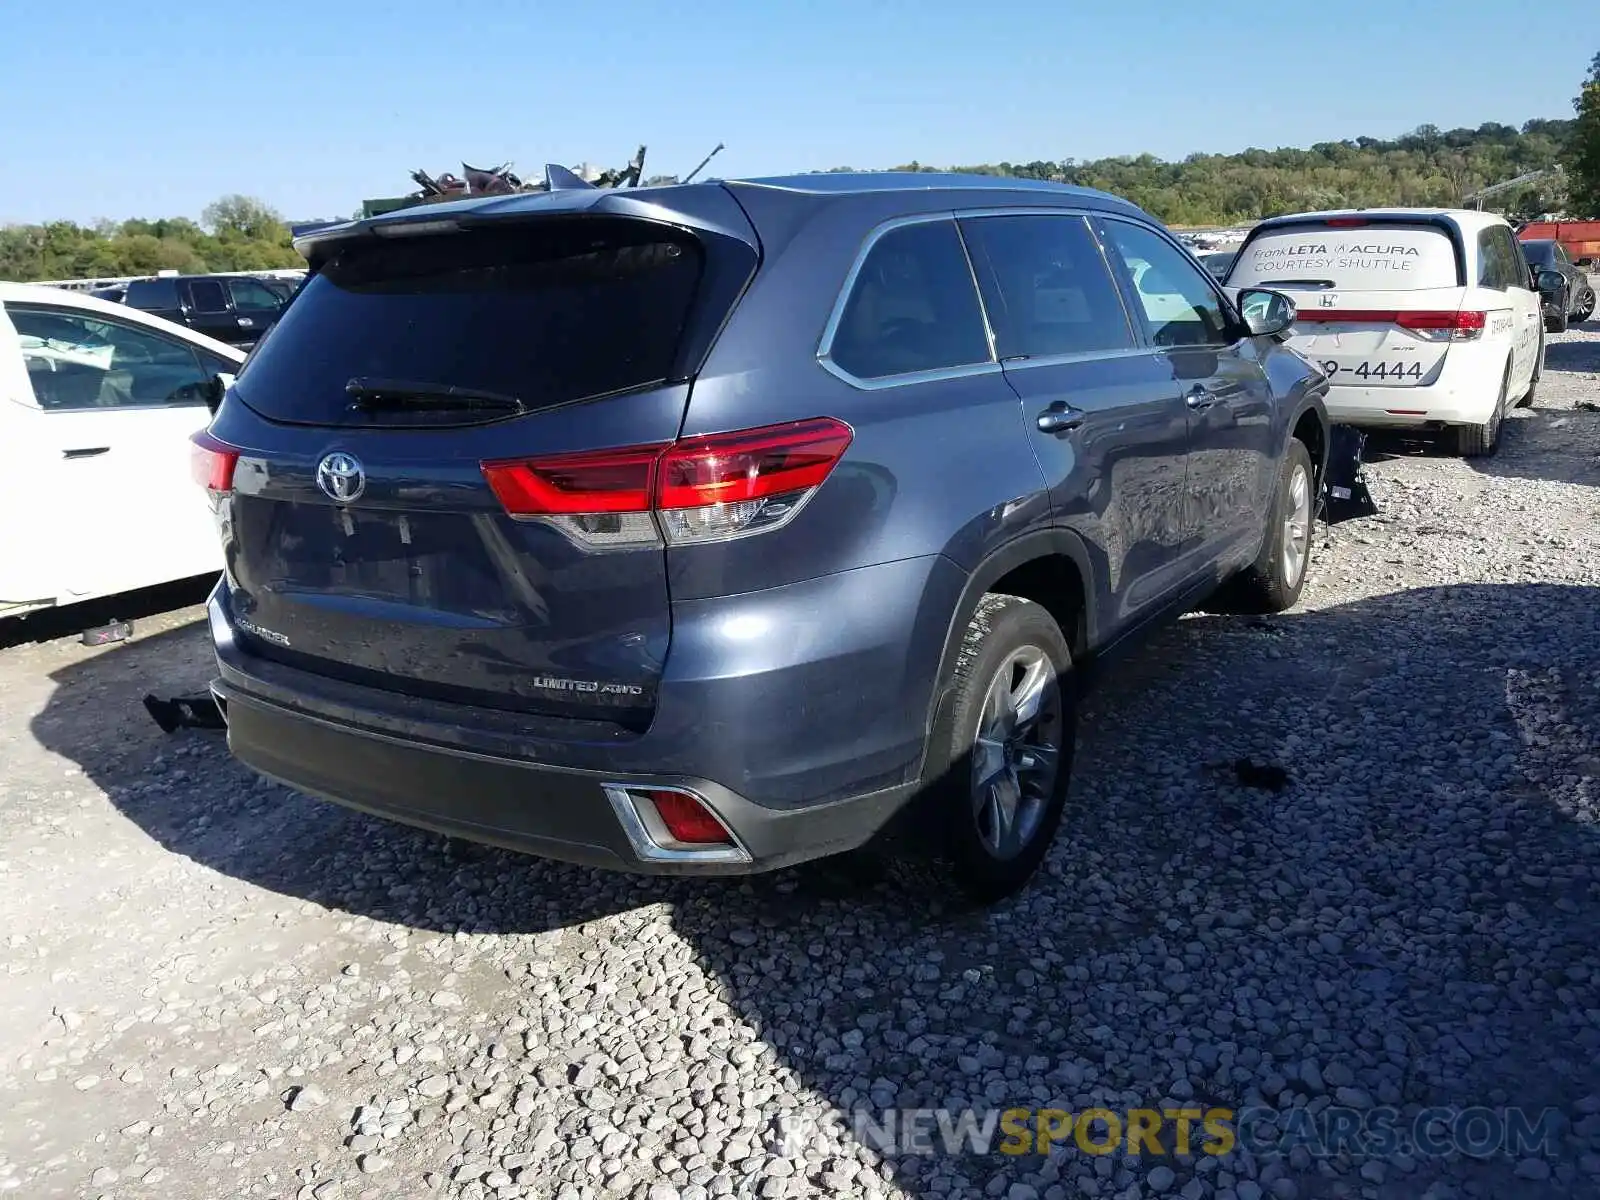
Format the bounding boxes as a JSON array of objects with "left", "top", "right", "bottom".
[
  {"left": 1227, "top": 222, "right": 1460, "bottom": 292},
  {"left": 234, "top": 219, "right": 705, "bottom": 426}
]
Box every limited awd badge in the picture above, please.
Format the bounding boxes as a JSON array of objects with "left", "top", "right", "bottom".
[{"left": 316, "top": 452, "right": 365, "bottom": 503}]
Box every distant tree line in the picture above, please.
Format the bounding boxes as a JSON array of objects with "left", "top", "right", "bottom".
[
  {"left": 823, "top": 119, "right": 1578, "bottom": 226},
  {"left": 0, "top": 195, "right": 302, "bottom": 282},
  {"left": 5, "top": 97, "right": 1599, "bottom": 286}
]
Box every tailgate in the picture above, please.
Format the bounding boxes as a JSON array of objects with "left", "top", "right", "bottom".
[
  {"left": 1227, "top": 218, "right": 1471, "bottom": 389},
  {"left": 207, "top": 209, "right": 757, "bottom": 725}
]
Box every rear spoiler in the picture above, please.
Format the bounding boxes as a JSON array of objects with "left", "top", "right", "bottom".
[
  {"left": 1234, "top": 214, "right": 1469, "bottom": 289},
  {"left": 289, "top": 219, "right": 350, "bottom": 245}
]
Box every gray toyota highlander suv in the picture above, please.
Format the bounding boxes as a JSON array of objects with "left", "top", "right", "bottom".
[{"left": 194, "top": 171, "right": 1327, "bottom": 901}]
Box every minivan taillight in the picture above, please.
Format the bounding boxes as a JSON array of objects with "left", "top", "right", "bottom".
[
  {"left": 1397, "top": 310, "right": 1486, "bottom": 339},
  {"left": 189, "top": 431, "right": 240, "bottom": 493},
  {"left": 1294, "top": 309, "right": 1486, "bottom": 341},
  {"left": 482, "top": 417, "right": 854, "bottom": 549}
]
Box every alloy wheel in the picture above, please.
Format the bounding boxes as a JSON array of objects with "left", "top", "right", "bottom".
[
  {"left": 1282, "top": 463, "right": 1312, "bottom": 588},
  {"left": 969, "top": 646, "right": 1064, "bottom": 861}
]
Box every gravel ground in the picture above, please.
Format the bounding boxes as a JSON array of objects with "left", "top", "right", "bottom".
[{"left": 2, "top": 320, "right": 1599, "bottom": 1200}]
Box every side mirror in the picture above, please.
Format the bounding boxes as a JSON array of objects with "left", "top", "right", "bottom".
[
  {"left": 1536, "top": 269, "right": 1565, "bottom": 294},
  {"left": 1237, "top": 288, "right": 1296, "bottom": 338}
]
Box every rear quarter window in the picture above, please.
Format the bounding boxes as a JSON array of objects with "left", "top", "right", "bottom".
[
  {"left": 1228, "top": 223, "right": 1460, "bottom": 291},
  {"left": 825, "top": 219, "right": 992, "bottom": 381}
]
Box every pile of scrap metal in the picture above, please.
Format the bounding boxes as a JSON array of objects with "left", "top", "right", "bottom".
[
  {"left": 408, "top": 146, "right": 653, "bottom": 204},
  {"left": 355, "top": 144, "right": 725, "bottom": 220}
]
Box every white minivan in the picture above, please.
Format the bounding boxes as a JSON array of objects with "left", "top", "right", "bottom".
[
  {"left": 1224, "top": 208, "right": 1543, "bottom": 456},
  {"left": 0, "top": 283, "right": 245, "bottom": 619}
]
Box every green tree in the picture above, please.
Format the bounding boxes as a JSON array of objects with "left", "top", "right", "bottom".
[
  {"left": 201, "top": 194, "right": 287, "bottom": 242},
  {"left": 1564, "top": 52, "right": 1600, "bottom": 215}
]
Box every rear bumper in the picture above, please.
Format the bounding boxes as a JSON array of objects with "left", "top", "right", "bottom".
[
  {"left": 214, "top": 679, "right": 913, "bottom": 874},
  {"left": 206, "top": 553, "right": 961, "bottom": 873},
  {"left": 1322, "top": 368, "right": 1503, "bottom": 428}
]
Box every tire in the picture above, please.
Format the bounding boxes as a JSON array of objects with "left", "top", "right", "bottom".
[
  {"left": 1449, "top": 364, "right": 1508, "bottom": 457},
  {"left": 1547, "top": 306, "right": 1569, "bottom": 334},
  {"left": 925, "top": 594, "right": 1076, "bottom": 904},
  {"left": 1210, "top": 438, "right": 1315, "bottom": 615},
  {"left": 1578, "top": 289, "right": 1597, "bottom": 323}
]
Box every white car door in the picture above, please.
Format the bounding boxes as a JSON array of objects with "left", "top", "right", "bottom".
[
  {"left": 1500, "top": 225, "right": 1543, "bottom": 395},
  {"left": 0, "top": 308, "right": 65, "bottom": 613},
  {"left": 5, "top": 300, "right": 228, "bottom": 605}
]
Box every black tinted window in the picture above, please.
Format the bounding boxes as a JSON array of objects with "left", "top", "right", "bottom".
[
  {"left": 228, "top": 278, "right": 284, "bottom": 309},
  {"left": 1100, "top": 218, "right": 1232, "bottom": 347},
  {"left": 124, "top": 278, "right": 181, "bottom": 308},
  {"left": 234, "top": 221, "right": 705, "bottom": 426},
  {"left": 828, "top": 220, "right": 991, "bottom": 380},
  {"left": 961, "top": 214, "right": 1134, "bottom": 358},
  {"left": 1520, "top": 241, "right": 1555, "bottom": 268},
  {"left": 188, "top": 279, "right": 230, "bottom": 312}
]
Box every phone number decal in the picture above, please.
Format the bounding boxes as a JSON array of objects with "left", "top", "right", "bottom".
[{"left": 1321, "top": 360, "right": 1424, "bottom": 381}]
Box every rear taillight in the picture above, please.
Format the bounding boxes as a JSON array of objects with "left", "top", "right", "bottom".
[
  {"left": 1294, "top": 309, "right": 1486, "bottom": 342},
  {"left": 481, "top": 417, "right": 854, "bottom": 549},
  {"left": 1323, "top": 217, "right": 1369, "bottom": 228},
  {"left": 189, "top": 431, "right": 239, "bottom": 493}
]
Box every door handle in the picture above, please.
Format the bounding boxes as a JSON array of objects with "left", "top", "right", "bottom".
[
  {"left": 1036, "top": 403, "right": 1085, "bottom": 434},
  {"left": 1184, "top": 385, "right": 1217, "bottom": 411},
  {"left": 62, "top": 446, "right": 110, "bottom": 459}
]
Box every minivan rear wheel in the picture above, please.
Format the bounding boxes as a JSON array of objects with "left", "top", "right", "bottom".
[
  {"left": 1450, "top": 364, "right": 1508, "bottom": 457},
  {"left": 930, "top": 594, "right": 1075, "bottom": 903}
]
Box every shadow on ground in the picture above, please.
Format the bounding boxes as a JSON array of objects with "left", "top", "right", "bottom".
[{"left": 27, "top": 581, "right": 1600, "bottom": 1196}]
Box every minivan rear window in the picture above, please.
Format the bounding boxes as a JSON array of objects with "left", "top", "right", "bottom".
[
  {"left": 1228, "top": 222, "right": 1460, "bottom": 292},
  {"left": 234, "top": 220, "right": 705, "bottom": 426}
]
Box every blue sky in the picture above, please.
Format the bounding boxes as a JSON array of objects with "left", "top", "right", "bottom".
[{"left": 1, "top": 0, "right": 1593, "bottom": 226}]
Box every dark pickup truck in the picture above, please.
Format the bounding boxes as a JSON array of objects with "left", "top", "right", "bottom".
[{"left": 123, "top": 274, "right": 292, "bottom": 347}]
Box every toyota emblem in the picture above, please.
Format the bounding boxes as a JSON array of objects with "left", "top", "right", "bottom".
[{"left": 316, "top": 452, "right": 366, "bottom": 503}]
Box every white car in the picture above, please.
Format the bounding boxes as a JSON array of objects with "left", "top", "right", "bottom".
[
  {"left": 1224, "top": 208, "right": 1543, "bottom": 456},
  {"left": 0, "top": 283, "right": 245, "bottom": 618}
]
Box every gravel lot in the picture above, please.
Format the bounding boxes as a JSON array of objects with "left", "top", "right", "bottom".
[{"left": 2, "top": 320, "right": 1599, "bottom": 1200}]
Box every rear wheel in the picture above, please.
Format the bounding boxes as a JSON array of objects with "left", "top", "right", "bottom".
[
  {"left": 1208, "top": 438, "right": 1315, "bottom": 615},
  {"left": 927, "top": 594, "right": 1075, "bottom": 904},
  {"left": 1449, "top": 364, "right": 1508, "bottom": 457}
]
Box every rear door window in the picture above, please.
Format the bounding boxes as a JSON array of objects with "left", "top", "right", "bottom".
[
  {"left": 1477, "top": 229, "right": 1520, "bottom": 290},
  {"left": 1497, "top": 228, "right": 1530, "bottom": 288},
  {"left": 959, "top": 213, "right": 1135, "bottom": 359},
  {"left": 187, "top": 279, "right": 230, "bottom": 313},
  {"left": 8, "top": 305, "right": 212, "bottom": 410},
  {"left": 826, "top": 219, "right": 992, "bottom": 381},
  {"left": 227, "top": 278, "right": 284, "bottom": 309},
  {"left": 124, "top": 278, "right": 182, "bottom": 309},
  {"left": 1229, "top": 222, "right": 1460, "bottom": 291},
  {"left": 234, "top": 220, "right": 707, "bottom": 426}
]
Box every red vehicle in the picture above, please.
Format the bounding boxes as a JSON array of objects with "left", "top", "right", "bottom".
[{"left": 1516, "top": 220, "right": 1600, "bottom": 266}]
